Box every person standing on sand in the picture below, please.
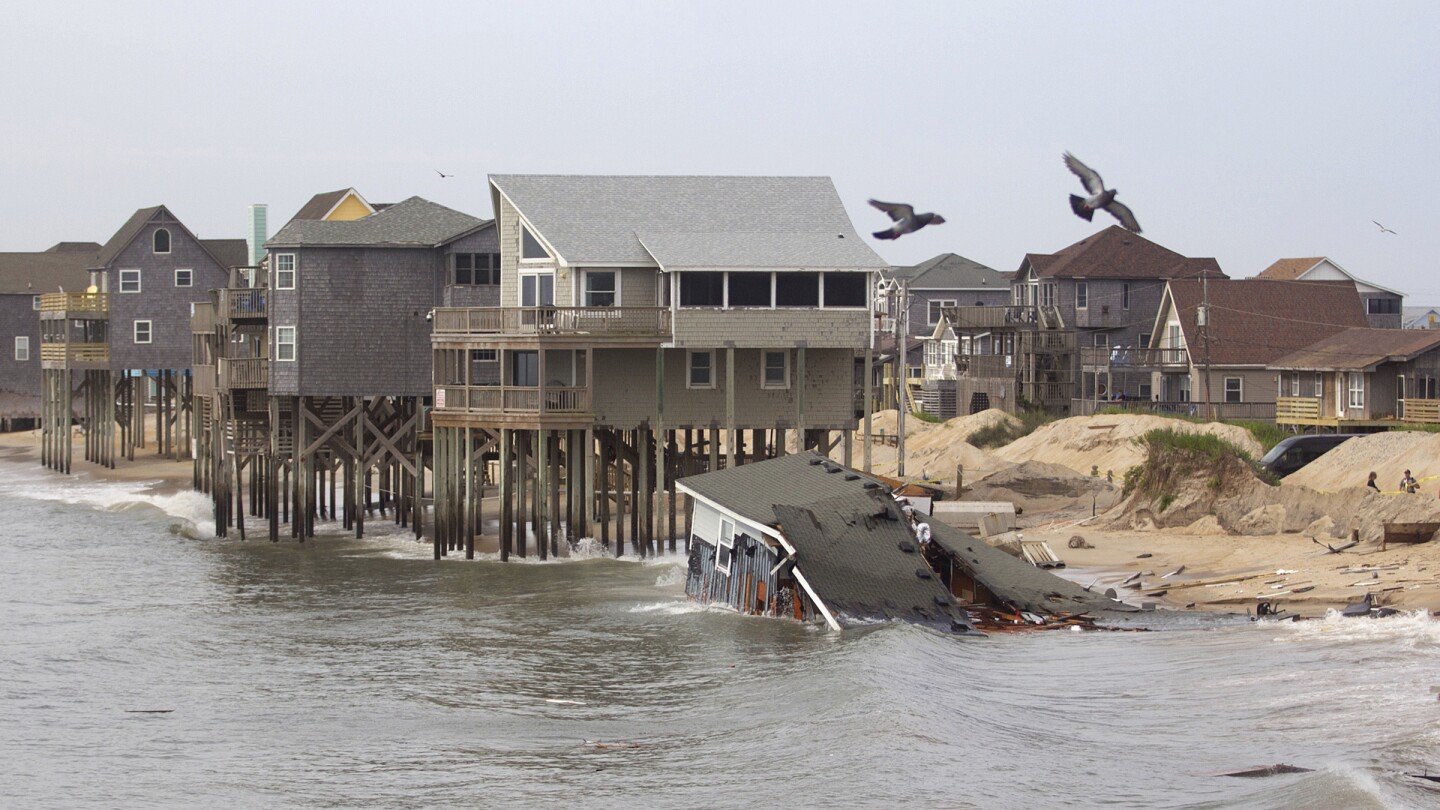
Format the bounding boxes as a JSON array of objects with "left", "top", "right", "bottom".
[
  {"left": 1367, "top": 471, "right": 1379, "bottom": 491},
  {"left": 1400, "top": 470, "right": 1418, "bottom": 494}
]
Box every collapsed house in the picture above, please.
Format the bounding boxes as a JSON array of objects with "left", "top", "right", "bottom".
[{"left": 676, "top": 453, "right": 1164, "bottom": 634}]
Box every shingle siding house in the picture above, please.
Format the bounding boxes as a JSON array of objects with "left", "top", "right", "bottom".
[
  {"left": 1270, "top": 328, "right": 1440, "bottom": 429},
  {"left": 1144, "top": 278, "right": 1369, "bottom": 419},
  {"left": 1257, "top": 257, "right": 1404, "bottom": 330},
  {"left": 428, "top": 174, "right": 887, "bottom": 560},
  {"left": 0, "top": 243, "right": 96, "bottom": 426}
]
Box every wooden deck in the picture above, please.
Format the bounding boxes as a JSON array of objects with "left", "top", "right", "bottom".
[
  {"left": 38, "top": 291, "right": 107, "bottom": 319},
  {"left": 432, "top": 384, "right": 594, "bottom": 428},
  {"left": 432, "top": 306, "right": 670, "bottom": 343},
  {"left": 1274, "top": 396, "right": 1440, "bottom": 429},
  {"left": 40, "top": 342, "right": 108, "bottom": 369}
]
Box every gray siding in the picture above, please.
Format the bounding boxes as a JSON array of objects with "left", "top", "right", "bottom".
[
  {"left": 671, "top": 309, "right": 868, "bottom": 349},
  {"left": 909, "top": 287, "right": 1009, "bottom": 335},
  {"left": 107, "top": 216, "right": 229, "bottom": 371},
  {"left": 591, "top": 347, "right": 856, "bottom": 430},
  {"left": 1360, "top": 291, "right": 1403, "bottom": 329},
  {"left": 0, "top": 294, "right": 40, "bottom": 413},
  {"left": 274, "top": 246, "right": 442, "bottom": 397}
]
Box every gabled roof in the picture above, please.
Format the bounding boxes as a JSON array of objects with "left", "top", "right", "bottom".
[
  {"left": 677, "top": 451, "right": 891, "bottom": 530},
  {"left": 266, "top": 197, "right": 490, "bottom": 248},
  {"left": 1023, "top": 225, "right": 1224, "bottom": 281},
  {"left": 1402, "top": 306, "right": 1440, "bottom": 329},
  {"left": 201, "top": 239, "right": 250, "bottom": 269},
  {"left": 0, "top": 248, "right": 98, "bottom": 294},
  {"left": 288, "top": 188, "right": 375, "bottom": 222},
  {"left": 1163, "top": 279, "right": 1368, "bottom": 366},
  {"left": 1256, "top": 256, "right": 1405, "bottom": 298},
  {"left": 1269, "top": 328, "right": 1440, "bottom": 372},
  {"left": 1257, "top": 257, "right": 1325, "bottom": 280},
  {"left": 490, "top": 174, "right": 886, "bottom": 269},
  {"left": 891, "top": 253, "right": 1010, "bottom": 289},
  {"left": 92, "top": 205, "right": 239, "bottom": 271}
]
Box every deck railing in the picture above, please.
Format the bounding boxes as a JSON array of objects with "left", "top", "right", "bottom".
[
  {"left": 436, "top": 385, "right": 592, "bottom": 415},
  {"left": 433, "top": 306, "right": 671, "bottom": 337},
  {"left": 1079, "top": 346, "right": 1189, "bottom": 368},
  {"left": 218, "top": 357, "right": 269, "bottom": 389},
  {"left": 39, "top": 291, "right": 107, "bottom": 315},
  {"left": 219, "top": 288, "right": 267, "bottom": 320},
  {"left": 1275, "top": 396, "right": 1322, "bottom": 423},
  {"left": 959, "top": 354, "right": 1015, "bottom": 378},
  {"left": 39, "top": 342, "right": 109, "bottom": 364},
  {"left": 1401, "top": 399, "right": 1440, "bottom": 424},
  {"left": 1076, "top": 399, "right": 1277, "bottom": 421}
]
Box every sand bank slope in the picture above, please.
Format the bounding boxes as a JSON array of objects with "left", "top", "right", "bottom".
[{"left": 993, "top": 414, "right": 1262, "bottom": 478}]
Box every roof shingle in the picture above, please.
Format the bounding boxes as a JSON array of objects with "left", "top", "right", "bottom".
[
  {"left": 890, "top": 252, "right": 1011, "bottom": 288},
  {"left": 1269, "top": 327, "right": 1440, "bottom": 371},
  {"left": 1166, "top": 279, "right": 1369, "bottom": 366},
  {"left": 267, "top": 197, "right": 488, "bottom": 248},
  {"left": 1257, "top": 257, "right": 1325, "bottom": 280},
  {"left": 1025, "top": 225, "right": 1224, "bottom": 280}
]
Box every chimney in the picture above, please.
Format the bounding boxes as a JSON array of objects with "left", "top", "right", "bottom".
[{"left": 247, "top": 203, "right": 268, "bottom": 266}]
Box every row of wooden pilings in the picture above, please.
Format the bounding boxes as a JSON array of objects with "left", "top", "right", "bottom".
[{"left": 40, "top": 369, "right": 190, "bottom": 473}]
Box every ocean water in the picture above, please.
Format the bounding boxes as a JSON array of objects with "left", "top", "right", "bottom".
[{"left": 1, "top": 460, "right": 1437, "bottom": 809}]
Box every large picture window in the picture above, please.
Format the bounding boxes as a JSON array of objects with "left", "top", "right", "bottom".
[
  {"left": 728, "top": 273, "right": 771, "bottom": 307},
  {"left": 775, "top": 272, "right": 819, "bottom": 307},
  {"left": 520, "top": 273, "right": 554, "bottom": 307},
  {"left": 453, "top": 253, "right": 498, "bottom": 285},
  {"left": 823, "top": 273, "right": 867, "bottom": 307},
  {"left": 680, "top": 272, "right": 724, "bottom": 307}
]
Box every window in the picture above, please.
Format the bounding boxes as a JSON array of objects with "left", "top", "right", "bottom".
[
  {"left": 1368, "top": 297, "right": 1400, "bottom": 315},
  {"left": 728, "top": 273, "right": 771, "bottom": 307},
  {"left": 1075, "top": 282, "right": 1088, "bottom": 309},
  {"left": 1289, "top": 374, "right": 1300, "bottom": 397},
  {"left": 32, "top": 295, "right": 41, "bottom": 310},
  {"left": 775, "top": 272, "right": 819, "bottom": 307},
  {"left": 1314, "top": 373, "right": 1324, "bottom": 397},
  {"left": 583, "top": 271, "right": 616, "bottom": 307},
  {"left": 153, "top": 228, "right": 170, "bottom": 254},
  {"left": 1348, "top": 372, "right": 1365, "bottom": 408},
  {"left": 680, "top": 272, "right": 724, "bottom": 307},
  {"left": 453, "top": 253, "right": 498, "bottom": 285},
  {"left": 119, "top": 269, "right": 141, "bottom": 293},
  {"left": 1138, "top": 382, "right": 1152, "bottom": 400},
  {"left": 1139, "top": 332, "right": 1151, "bottom": 348},
  {"left": 520, "top": 272, "right": 554, "bottom": 307},
  {"left": 275, "top": 326, "right": 296, "bottom": 361},
  {"left": 928, "top": 299, "right": 956, "bottom": 325},
  {"left": 510, "top": 350, "right": 539, "bottom": 387},
  {"left": 1093, "top": 333, "right": 1108, "bottom": 347},
  {"left": 274, "top": 254, "right": 296, "bottom": 290},
  {"left": 1167, "top": 324, "right": 1181, "bottom": 347},
  {"left": 716, "top": 519, "right": 735, "bottom": 574},
  {"left": 133, "top": 320, "right": 152, "bottom": 344},
  {"left": 823, "top": 273, "right": 867, "bottom": 307},
  {"left": 471, "top": 349, "right": 497, "bottom": 362},
  {"left": 521, "top": 226, "right": 549, "bottom": 260},
  {"left": 761, "top": 350, "right": 789, "bottom": 389},
  {"left": 1224, "top": 376, "right": 1243, "bottom": 404},
  {"left": 1122, "top": 283, "right": 1131, "bottom": 310},
  {"left": 1041, "top": 283, "right": 1056, "bottom": 307},
  {"left": 688, "top": 350, "right": 714, "bottom": 389},
  {"left": 14, "top": 336, "right": 30, "bottom": 361},
  {"left": 174, "top": 268, "right": 192, "bottom": 287}
]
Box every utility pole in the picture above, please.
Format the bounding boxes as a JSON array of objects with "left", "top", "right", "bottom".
[
  {"left": 1201, "top": 273, "right": 1214, "bottom": 421},
  {"left": 896, "top": 279, "right": 908, "bottom": 479}
]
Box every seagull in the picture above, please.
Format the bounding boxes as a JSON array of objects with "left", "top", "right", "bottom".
[
  {"left": 1064, "top": 152, "right": 1141, "bottom": 233},
  {"left": 868, "top": 199, "right": 946, "bottom": 240},
  {"left": 436, "top": 170, "right": 453, "bottom": 178},
  {"left": 1372, "top": 220, "right": 1397, "bottom": 235}
]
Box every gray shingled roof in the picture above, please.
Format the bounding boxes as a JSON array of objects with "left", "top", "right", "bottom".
[
  {"left": 890, "top": 252, "right": 1011, "bottom": 288},
  {"left": 289, "top": 189, "right": 356, "bottom": 222},
  {"left": 678, "top": 451, "right": 892, "bottom": 529},
  {"left": 201, "top": 239, "right": 250, "bottom": 269},
  {"left": 774, "top": 493, "right": 977, "bottom": 634},
  {"left": 46, "top": 241, "right": 101, "bottom": 254},
  {"left": 636, "top": 229, "right": 883, "bottom": 269},
  {"left": 0, "top": 249, "right": 97, "bottom": 294},
  {"left": 491, "top": 174, "right": 886, "bottom": 268},
  {"left": 266, "top": 196, "right": 488, "bottom": 248},
  {"left": 94, "top": 206, "right": 164, "bottom": 267}
]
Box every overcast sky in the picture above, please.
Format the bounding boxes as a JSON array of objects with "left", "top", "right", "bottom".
[{"left": 2, "top": 2, "right": 1436, "bottom": 297}]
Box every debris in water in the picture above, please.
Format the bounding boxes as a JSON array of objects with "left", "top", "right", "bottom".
[
  {"left": 1211, "top": 764, "right": 1314, "bottom": 778},
  {"left": 1406, "top": 773, "right": 1440, "bottom": 784},
  {"left": 545, "top": 699, "right": 585, "bottom": 705},
  {"left": 124, "top": 709, "right": 174, "bottom": 714},
  {"left": 582, "top": 740, "right": 648, "bottom": 750}
]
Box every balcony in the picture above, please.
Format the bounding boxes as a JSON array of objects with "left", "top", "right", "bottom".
[
  {"left": 945, "top": 305, "right": 1065, "bottom": 331},
  {"left": 1402, "top": 399, "right": 1440, "bottom": 424},
  {"left": 40, "top": 342, "right": 109, "bottom": 369},
  {"left": 39, "top": 291, "right": 107, "bottom": 319},
  {"left": 1080, "top": 346, "right": 1189, "bottom": 369},
  {"left": 218, "top": 357, "right": 269, "bottom": 389},
  {"left": 218, "top": 288, "right": 267, "bottom": 321},
  {"left": 433, "top": 384, "right": 593, "bottom": 428},
  {"left": 1075, "top": 399, "right": 1276, "bottom": 421},
  {"left": 433, "top": 307, "right": 671, "bottom": 340},
  {"left": 959, "top": 354, "right": 1015, "bottom": 378}
]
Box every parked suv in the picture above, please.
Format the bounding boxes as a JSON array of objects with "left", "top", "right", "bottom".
[{"left": 1259, "top": 434, "right": 1361, "bottom": 477}]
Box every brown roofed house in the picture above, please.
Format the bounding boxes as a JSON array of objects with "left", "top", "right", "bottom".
[
  {"left": 1257, "top": 256, "right": 1404, "bottom": 329},
  {"left": 1269, "top": 327, "right": 1440, "bottom": 429},
  {"left": 1145, "top": 278, "right": 1368, "bottom": 418}
]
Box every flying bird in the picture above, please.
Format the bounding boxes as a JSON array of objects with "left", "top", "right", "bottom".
[
  {"left": 1373, "top": 220, "right": 1397, "bottom": 235},
  {"left": 436, "top": 170, "right": 453, "bottom": 178},
  {"left": 1063, "top": 152, "right": 1141, "bottom": 233},
  {"left": 868, "top": 199, "right": 946, "bottom": 240}
]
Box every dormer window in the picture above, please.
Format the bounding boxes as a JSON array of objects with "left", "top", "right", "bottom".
[
  {"left": 521, "top": 226, "right": 549, "bottom": 261},
  {"left": 153, "top": 228, "right": 171, "bottom": 254}
]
